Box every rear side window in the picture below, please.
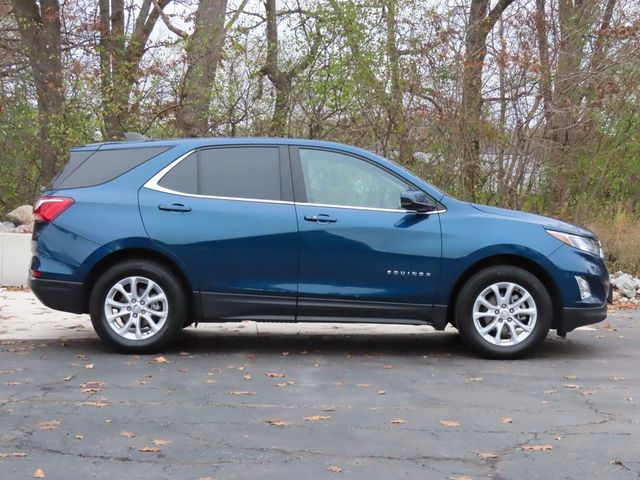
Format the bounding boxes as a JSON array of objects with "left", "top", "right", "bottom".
[
  {"left": 158, "top": 147, "right": 282, "bottom": 201},
  {"left": 53, "top": 146, "right": 170, "bottom": 189}
]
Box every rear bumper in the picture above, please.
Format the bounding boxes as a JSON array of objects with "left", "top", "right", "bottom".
[
  {"left": 559, "top": 303, "right": 608, "bottom": 333},
  {"left": 29, "top": 277, "right": 86, "bottom": 314}
]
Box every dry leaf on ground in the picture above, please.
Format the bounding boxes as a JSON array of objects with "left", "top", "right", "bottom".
[
  {"left": 230, "top": 391, "right": 255, "bottom": 396},
  {"left": 609, "top": 376, "right": 624, "bottom": 381},
  {"left": 121, "top": 431, "right": 135, "bottom": 438},
  {"left": 81, "top": 401, "right": 108, "bottom": 408},
  {"left": 84, "top": 364, "right": 95, "bottom": 369},
  {"left": 266, "top": 372, "right": 286, "bottom": 378},
  {"left": 499, "top": 416, "right": 513, "bottom": 424},
  {"left": 149, "top": 356, "right": 169, "bottom": 365},
  {"left": 152, "top": 439, "right": 170, "bottom": 446},
  {"left": 391, "top": 419, "right": 407, "bottom": 424},
  {"left": 478, "top": 452, "right": 499, "bottom": 459},
  {"left": 37, "top": 420, "right": 61, "bottom": 430},
  {"left": 33, "top": 469, "right": 45, "bottom": 478},
  {"left": 521, "top": 444, "right": 553, "bottom": 451},
  {"left": 303, "top": 415, "right": 331, "bottom": 422},
  {"left": 265, "top": 418, "right": 292, "bottom": 427},
  {"left": 138, "top": 446, "right": 161, "bottom": 453},
  {"left": 327, "top": 466, "right": 343, "bottom": 473},
  {"left": 0, "top": 452, "right": 27, "bottom": 458},
  {"left": 439, "top": 420, "right": 462, "bottom": 427}
]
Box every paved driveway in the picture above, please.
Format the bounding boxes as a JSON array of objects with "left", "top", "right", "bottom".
[{"left": 0, "top": 287, "right": 638, "bottom": 479}]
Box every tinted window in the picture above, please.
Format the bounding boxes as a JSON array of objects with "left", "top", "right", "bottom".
[
  {"left": 198, "top": 147, "right": 281, "bottom": 200},
  {"left": 299, "top": 149, "right": 409, "bottom": 209},
  {"left": 158, "top": 153, "right": 197, "bottom": 194},
  {"left": 158, "top": 147, "right": 282, "bottom": 201},
  {"left": 54, "top": 146, "right": 170, "bottom": 189}
]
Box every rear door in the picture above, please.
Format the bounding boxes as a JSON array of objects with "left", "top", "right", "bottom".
[{"left": 139, "top": 145, "right": 298, "bottom": 321}]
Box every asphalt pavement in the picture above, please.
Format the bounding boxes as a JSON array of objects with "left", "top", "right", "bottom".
[{"left": 0, "top": 287, "right": 638, "bottom": 480}]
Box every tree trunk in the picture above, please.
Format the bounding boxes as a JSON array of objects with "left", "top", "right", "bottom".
[
  {"left": 460, "top": 0, "right": 515, "bottom": 201},
  {"left": 544, "top": 0, "right": 596, "bottom": 214},
  {"left": 99, "top": 0, "right": 167, "bottom": 140},
  {"left": 176, "top": 0, "right": 228, "bottom": 137},
  {"left": 11, "top": 0, "right": 64, "bottom": 186}
]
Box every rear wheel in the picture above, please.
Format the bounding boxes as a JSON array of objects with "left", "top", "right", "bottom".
[
  {"left": 455, "top": 266, "right": 552, "bottom": 359},
  {"left": 89, "top": 260, "right": 186, "bottom": 353}
]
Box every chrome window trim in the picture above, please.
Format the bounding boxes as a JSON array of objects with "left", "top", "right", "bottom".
[
  {"left": 144, "top": 149, "right": 447, "bottom": 214},
  {"left": 143, "top": 149, "right": 293, "bottom": 206}
]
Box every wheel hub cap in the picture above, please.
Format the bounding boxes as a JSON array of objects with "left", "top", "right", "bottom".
[
  {"left": 104, "top": 276, "right": 169, "bottom": 341},
  {"left": 472, "top": 281, "right": 537, "bottom": 347}
]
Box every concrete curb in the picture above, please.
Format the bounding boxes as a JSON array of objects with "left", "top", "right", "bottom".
[{"left": 0, "top": 233, "right": 30, "bottom": 286}]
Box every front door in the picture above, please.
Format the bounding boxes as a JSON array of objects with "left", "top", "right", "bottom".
[
  {"left": 139, "top": 145, "right": 298, "bottom": 321},
  {"left": 291, "top": 147, "right": 442, "bottom": 323}
]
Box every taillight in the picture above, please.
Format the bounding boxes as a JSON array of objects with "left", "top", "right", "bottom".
[{"left": 33, "top": 197, "right": 74, "bottom": 222}]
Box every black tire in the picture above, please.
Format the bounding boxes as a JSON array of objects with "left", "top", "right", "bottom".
[
  {"left": 89, "top": 259, "right": 187, "bottom": 353},
  {"left": 455, "top": 265, "right": 552, "bottom": 359}
]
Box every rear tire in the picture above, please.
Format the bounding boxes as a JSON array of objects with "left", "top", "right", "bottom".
[
  {"left": 89, "top": 259, "right": 186, "bottom": 353},
  {"left": 455, "top": 265, "right": 552, "bottom": 359}
]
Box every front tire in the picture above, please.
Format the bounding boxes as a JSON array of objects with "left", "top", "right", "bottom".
[
  {"left": 455, "top": 266, "right": 552, "bottom": 359},
  {"left": 89, "top": 260, "right": 187, "bottom": 353}
]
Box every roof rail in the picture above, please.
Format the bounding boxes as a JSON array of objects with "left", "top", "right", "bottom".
[{"left": 123, "top": 132, "right": 149, "bottom": 142}]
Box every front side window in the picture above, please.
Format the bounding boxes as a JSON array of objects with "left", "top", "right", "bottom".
[
  {"left": 299, "top": 148, "right": 410, "bottom": 209},
  {"left": 158, "top": 147, "right": 282, "bottom": 201}
]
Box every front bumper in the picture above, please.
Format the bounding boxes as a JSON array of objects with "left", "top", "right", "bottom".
[
  {"left": 29, "top": 277, "right": 86, "bottom": 314},
  {"left": 559, "top": 303, "right": 608, "bottom": 334}
]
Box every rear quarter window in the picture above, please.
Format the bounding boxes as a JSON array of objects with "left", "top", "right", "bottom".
[{"left": 52, "top": 146, "right": 170, "bottom": 189}]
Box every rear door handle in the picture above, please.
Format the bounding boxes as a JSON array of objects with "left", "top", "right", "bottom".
[
  {"left": 159, "top": 203, "right": 191, "bottom": 213},
  {"left": 304, "top": 214, "right": 337, "bottom": 224}
]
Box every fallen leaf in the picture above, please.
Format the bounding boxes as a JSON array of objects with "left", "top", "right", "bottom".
[
  {"left": 543, "top": 389, "right": 556, "bottom": 394},
  {"left": 499, "top": 416, "right": 513, "bottom": 424},
  {"left": 450, "top": 476, "right": 473, "bottom": 480},
  {"left": 521, "top": 444, "right": 553, "bottom": 451},
  {"left": 177, "top": 368, "right": 188, "bottom": 373},
  {"left": 6, "top": 381, "right": 21, "bottom": 386},
  {"left": 275, "top": 380, "right": 295, "bottom": 387},
  {"left": 563, "top": 384, "right": 580, "bottom": 389},
  {"left": 391, "top": 419, "right": 407, "bottom": 424},
  {"left": 610, "top": 459, "right": 624, "bottom": 466},
  {"left": 303, "top": 415, "right": 331, "bottom": 422},
  {"left": 281, "top": 352, "right": 290, "bottom": 356},
  {"left": 63, "top": 376, "right": 73, "bottom": 381},
  {"left": 37, "top": 420, "right": 61, "bottom": 431},
  {"left": 206, "top": 379, "right": 217, "bottom": 384},
  {"left": 383, "top": 364, "right": 393, "bottom": 369},
  {"left": 121, "top": 431, "right": 135, "bottom": 438},
  {"left": 439, "top": 420, "right": 462, "bottom": 427},
  {"left": 152, "top": 439, "right": 171, "bottom": 446},
  {"left": 608, "top": 376, "right": 624, "bottom": 381},
  {"left": 356, "top": 383, "right": 371, "bottom": 388},
  {"left": 84, "top": 364, "right": 95, "bottom": 369},
  {"left": 33, "top": 469, "right": 45, "bottom": 478},
  {"left": 230, "top": 391, "right": 255, "bottom": 396},
  {"left": 327, "top": 466, "right": 343, "bottom": 473},
  {"left": 75, "top": 435, "right": 84, "bottom": 440},
  {"left": 377, "top": 390, "right": 386, "bottom": 395},
  {"left": 266, "top": 372, "right": 286, "bottom": 378},
  {"left": 478, "top": 452, "right": 499, "bottom": 459},
  {"left": 138, "top": 446, "right": 161, "bottom": 453},
  {"left": 0, "top": 452, "right": 27, "bottom": 458},
  {"left": 243, "top": 374, "right": 252, "bottom": 380},
  {"left": 149, "top": 356, "right": 169, "bottom": 365},
  {"left": 265, "top": 418, "right": 292, "bottom": 427},
  {"left": 467, "top": 377, "right": 483, "bottom": 382},
  {"left": 81, "top": 401, "right": 108, "bottom": 408},
  {"left": 582, "top": 389, "right": 598, "bottom": 396},
  {"left": 563, "top": 374, "right": 578, "bottom": 380}
]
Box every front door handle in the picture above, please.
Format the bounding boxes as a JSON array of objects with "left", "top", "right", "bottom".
[
  {"left": 159, "top": 203, "right": 192, "bottom": 213},
  {"left": 304, "top": 214, "right": 337, "bottom": 224}
]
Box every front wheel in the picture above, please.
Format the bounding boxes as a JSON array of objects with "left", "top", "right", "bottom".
[
  {"left": 455, "top": 266, "right": 552, "bottom": 359},
  {"left": 89, "top": 260, "right": 187, "bottom": 353}
]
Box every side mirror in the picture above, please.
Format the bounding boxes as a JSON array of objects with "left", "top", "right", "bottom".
[{"left": 400, "top": 190, "right": 436, "bottom": 213}]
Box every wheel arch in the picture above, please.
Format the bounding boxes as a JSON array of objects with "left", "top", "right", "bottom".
[
  {"left": 447, "top": 254, "right": 562, "bottom": 329},
  {"left": 83, "top": 248, "right": 195, "bottom": 314}
]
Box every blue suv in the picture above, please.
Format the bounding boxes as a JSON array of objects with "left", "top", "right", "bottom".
[{"left": 29, "top": 137, "right": 610, "bottom": 358}]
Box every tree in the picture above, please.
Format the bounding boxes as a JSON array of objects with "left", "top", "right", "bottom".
[
  {"left": 460, "top": 0, "right": 516, "bottom": 200},
  {"left": 99, "top": 0, "right": 168, "bottom": 139},
  {"left": 11, "top": 0, "right": 64, "bottom": 186},
  {"left": 261, "top": 0, "right": 322, "bottom": 136}
]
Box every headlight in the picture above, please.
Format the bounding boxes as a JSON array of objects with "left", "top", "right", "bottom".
[{"left": 546, "top": 229, "right": 604, "bottom": 257}]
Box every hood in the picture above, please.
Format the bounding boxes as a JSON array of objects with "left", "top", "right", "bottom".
[{"left": 470, "top": 203, "right": 595, "bottom": 238}]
